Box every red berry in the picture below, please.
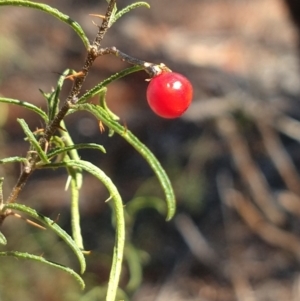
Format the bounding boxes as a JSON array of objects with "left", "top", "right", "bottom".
[{"left": 146, "top": 72, "right": 193, "bottom": 118}]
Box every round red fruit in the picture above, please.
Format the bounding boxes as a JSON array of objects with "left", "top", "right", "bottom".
[{"left": 146, "top": 72, "right": 193, "bottom": 118}]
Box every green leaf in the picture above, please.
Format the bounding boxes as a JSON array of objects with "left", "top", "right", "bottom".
[
  {"left": 106, "top": 1, "right": 150, "bottom": 27},
  {"left": 70, "top": 104, "right": 176, "bottom": 220},
  {"left": 46, "top": 69, "right": 72, "bottom": 122},
  {"left": 17, "top": 118, "right": 50, "bottom": 164},
  {"left": 114, "top": 2, "right": 150, "bottom": 24},
  {"left": 0, "top": 232, "right": 7, "bottom": 245},
  {"left": 77, "top": 65, "right": 143, "bottom": 104},
  {"left": 59, "top": 120, "right": 84, "bottom": 190},
  {"left": 0, "top": 251, "right": 85, "bottom": 289},
  {"left": 106, "top": 0, "right": 118, "bottom": 28},
  {"left": 3, "top": 203, "right": 86, "bottom": 274},
  {"left": 46, "top": 143, "right": 106, "bottom": 160},
  {"left": 0, "top": 156, "right": 27, "bottom": 164},
  {"left": 38, "top": 160, "right": 125, "bottom": 301},
  {"left": 0, "top": 97, "right": 49, "bottom": 122},
  {"left": 0, "top": 0, "right": 90, "bottom": 49},
  {"left": 97, "top": 87, "right": 119, "bottom": 122},
  {"left": 58, "top": 121, "right": 85, "bottom": 249},
  {"left": 69, "top": 174, "right": 83, "bottom": 249}
]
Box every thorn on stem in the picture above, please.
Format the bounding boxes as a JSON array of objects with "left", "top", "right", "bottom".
[
  {"left": 57, "top": 124, "right": 67, "bottom": 132},
  {"left": 51, "top": 213, "right": 60, "bottom": 225},
  {"left": 105, "top": 196, "right": 112, "bottom": 203},
  {"left": 99, "top": 121, "right": 105, "bottom": 133},
  {"left": 89, "top": 14, "right": 107, "bottom": 20},
  {"left": 82, "top": 250, "right": 92, "bottom": 255},
  {"left": 65, "top": 71, "right": 85, "bottom": 81},
  {"left": 10, "top": 212, "right": 46, "bottom": 230}
]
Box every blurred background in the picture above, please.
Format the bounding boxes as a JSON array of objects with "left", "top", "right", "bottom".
[{"left": 1, "top": 0, "right": 300, "bottom": 300}]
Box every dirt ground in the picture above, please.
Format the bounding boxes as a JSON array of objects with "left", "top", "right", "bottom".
[{"left": 2, "top": 0, "right": 300, "bottom": 300}]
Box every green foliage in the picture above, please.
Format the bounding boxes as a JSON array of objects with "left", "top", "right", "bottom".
[{"left": 0, "top": 1, "right": 176, "bottom": 301}]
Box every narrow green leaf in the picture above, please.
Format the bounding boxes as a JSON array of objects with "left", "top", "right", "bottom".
[
  {"left": 114, "top": 2, "right": 150, "bottom": 23},
  {"left": 58, "top": 121, "right": 84, "bottom": 249},
  {"left": 46, "top": 143, "right": 106, "bottom": 160},
  {"left": 0, "top": 156, "right": 27, "bottom": 164},
  {"left": 59, "top": 120, "right": 84, "bottom": 189},
  {"left": 0, "top": 1, "right": 90, "bottom": 49},
  {"left": 17, "top": 118, "right": 50, "bottom": 164},
  {"left": 106, "top": 0, "right": 118, "bottom": 28},
  {"left": 0, "top": 251, "right": 85, "bottom": 289},
  {"left": 98, "top": 87, "right": 119, "bottom": 121},
  {"left": 0, "top": 232, "right": 7, "bottom": 245},
  {"left": 3, "top": 203, "right": 86, "bottom": 274},
  {"left": 39, "top": 160, "right": 125, "bottom": 301},
  {"left": 47, "top": 69, "right": 72, "bottom": 121},
  {"left": 77, "top": 65, "right": 143, "bottom": 104},
  {"left": 0, "top": 97, "right": 48, "bottom": 122},
  {"left": 71, "top": 104, "right": 176, "bottom": 220},
  {"left": 69, "top": 174, "right": 84, "bottom": 249},
  {"left": 66, "top": 160, "right": 125, "bottom": 301}
]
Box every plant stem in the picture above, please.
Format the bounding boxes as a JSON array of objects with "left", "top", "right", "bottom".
[
  {"left": 97, "top": 46, "right": 171, "bottom": 76},
  {"left": 93, "top": 0, "right": 117, "bottom": 48},
  {"left": 6, "top": 154, "right": 38, "bottom": 203}
]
